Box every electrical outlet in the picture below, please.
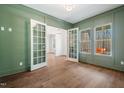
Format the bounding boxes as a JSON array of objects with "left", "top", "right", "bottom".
[
  {"left": 120, "top": 61, "right": 124, "bottom": 65},
  {"left": 19, "top": 62, "right": 23, "bottom": 66}
]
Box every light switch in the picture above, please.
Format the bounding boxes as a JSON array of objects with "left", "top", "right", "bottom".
[
  {"left": 8, "top": 28, "right": 12, "bottom": 32},
  {"left": 1, "top": 26, "right": 4, "bottom": 31}
]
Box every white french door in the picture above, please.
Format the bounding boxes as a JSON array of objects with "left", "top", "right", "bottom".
[
  {"left": 31, "top": 19, "right": 47, "bottom": 71},
  {"left": 67, "top": 28, "right": 79, "bottom": 62}
]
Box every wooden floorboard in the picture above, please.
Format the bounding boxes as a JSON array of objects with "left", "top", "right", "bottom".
[{"left": 0, "top": 54, "right": 124, "bottom": 88}]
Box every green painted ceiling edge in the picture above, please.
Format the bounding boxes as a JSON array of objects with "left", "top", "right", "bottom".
[
  {"left": 2, "top": 4, "right": 123, "bottom": 28},
  {"left": 22, "top": 4, "right": 123, "bottom": 26},
  {"left": 74, "top": 5, "right": 124, "bottom": 27},
  {"left": 1, "top": 4, "right": 73, "bottom": 29},
  {"left": 20, "top": 4, "right": 73, "bottom": 23}
]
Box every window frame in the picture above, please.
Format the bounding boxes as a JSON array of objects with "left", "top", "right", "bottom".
[
  {"left": 94, "top": 23, "right": 112, "bottom": 57},
  {"left": 80, "top": 28, "right": 92, "bottom": 54}
]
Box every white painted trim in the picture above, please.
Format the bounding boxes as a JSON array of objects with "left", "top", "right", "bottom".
[
  {"left": 80, "top": 27, "right": 91, "bottom": 32},
  {"left": 30, "top": 19, "right": 47, "bottom": 71},
  {"left": 68, "top": 58, "right": 78, "bottom": 62},
  {"left": 31, "top": 62, "right": 47, "bottom": 71},
  {"left": 31, "top": 19, "right": 47, "bottom": 26},
  {"left": 80, "top": 52, "right": 91, "bottom": 55},
  {"left": 94, "top": 23, "right": 112, "bottom": 30},
  {"left": 94, "top": 23, "right": 112, "bottom": 57},
  {"left": 45, "top": 25, "right": 48, "bottom": 67},
  {"left": 67, "top": 28, "right": 79, "bottom": 62},
  {"left": 80, "top": 27, "right": 92, "bottom": 54}
]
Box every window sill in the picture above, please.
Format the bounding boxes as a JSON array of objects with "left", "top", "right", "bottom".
[
  {"left": 80, "top": 52, "right": 91, "bottom": 55},
  {"left": 95, "top": 53, "right": 112, "bottom": 57}
]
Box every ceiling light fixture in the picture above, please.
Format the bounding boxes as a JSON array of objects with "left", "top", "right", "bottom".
[{"left": 64, "top": 4, "right": 75, "bottom": 12}]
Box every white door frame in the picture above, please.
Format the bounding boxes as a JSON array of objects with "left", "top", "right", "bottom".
[
  {"left": 30, "top": 19, "right": 47, "bottom": 71},
  {"left": 48, "top": 34, "right": 56, "bottom": 53},
  {"left": 67, "top": 28, "right": 79, "bottom": 62}
]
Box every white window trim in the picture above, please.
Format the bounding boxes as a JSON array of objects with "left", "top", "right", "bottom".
[
  {"left": 94, "top": 23, "right": 112, "bottom": 57},
  {"left": 80, "top": 27, "right": 92, "bottom": 54}
]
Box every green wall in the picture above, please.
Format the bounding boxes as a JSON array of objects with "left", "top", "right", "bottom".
[
  {"left": 0, "top": 4, "right": 124, "bottom": 77},
  {"left": 0, "top": 4, "right": 72, "bottom": 77},
  {"left": 74, "top": 6, "right": 124, "bottom": 71}
]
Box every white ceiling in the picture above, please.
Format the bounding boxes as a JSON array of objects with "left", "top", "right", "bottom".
[{"left": 24, "top": 4, "right": 122, "bottom": 24}]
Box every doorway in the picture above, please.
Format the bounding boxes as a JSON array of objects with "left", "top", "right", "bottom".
[
  {"left": 48, "top": 34, "right": 56, "bottom": 53},
  {"left": 46, "top": 26, "right": 67, "bottom": 57}
]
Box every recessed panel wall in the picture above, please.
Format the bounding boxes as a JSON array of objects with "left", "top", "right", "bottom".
[
  {"left": 0, "top": 12, "right": 26, "bottom": 76},
  {"left": 74, "top": 6, "right": 124, "bottom": 71},
  {"left": 114, "top": 8, "right": 124, "bottom": 69},
  {"left": 0, "top": 5, "right": 72, "bottom": 77}
]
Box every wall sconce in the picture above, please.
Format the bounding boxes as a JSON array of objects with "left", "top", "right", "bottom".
[{"left": 1, "top": 26, "right": 5, "bottom": 31}]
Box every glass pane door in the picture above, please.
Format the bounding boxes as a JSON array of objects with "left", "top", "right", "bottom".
[
  {"left": 31, "top": 19, "right": 47, "bottom": 71},
  {"left": 68, "top": 28, "right": 78, "bottom": 62}
]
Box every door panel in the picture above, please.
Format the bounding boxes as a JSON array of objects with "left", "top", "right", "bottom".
[
  {"left": 67, "top": 28, "right": 78, "bottom": 62},
  {"left": 31, "top": 19, "right": 47, "bottom": 71}
]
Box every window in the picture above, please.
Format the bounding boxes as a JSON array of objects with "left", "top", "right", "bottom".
[
  {"left": 95, "top": 23, "right": 112, "bottom": 56},
  {"left": 80, "top": 28, "right": 91, "bottom": 53}
]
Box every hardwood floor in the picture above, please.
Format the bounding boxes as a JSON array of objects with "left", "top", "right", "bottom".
[{"left": 0, "top": 53, "right": 124, "bottom": 88}]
